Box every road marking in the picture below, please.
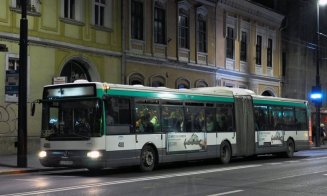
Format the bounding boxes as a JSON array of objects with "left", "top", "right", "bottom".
[
  {"left": 284, "top": 161, "right": 300, "bottom": 163},
  {"left": 0, "top": 165, "right": 261, "bottom": 196},
  {"left": 266, "top": 162, "right": 282, "bottom": 165},
  {"left": 270, "top": 170, "right": 327, "bottom": 181},
  {"left": 15, "top": 179, "right": 45, "bottom": 182},
  {"left": 304, "top": 157, "right": 327, "bottom": 161},
  {"left": 207, "top": 190, "right": 244, "bottom": 196}
]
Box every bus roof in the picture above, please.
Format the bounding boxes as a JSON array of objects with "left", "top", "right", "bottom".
[
  {"left": 44, "top": 81, "right": 308, "bottom": 107},
  {"left": 252, "top": 95, "right": 307, "bottom": 107}
]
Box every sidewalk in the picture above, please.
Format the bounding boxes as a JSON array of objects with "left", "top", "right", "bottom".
[
  {"left": 1, "top": 144, "right": 327, "bottom": 175},
  {"left": 0, "top": 153, "right": 62, "bottom": 175}
]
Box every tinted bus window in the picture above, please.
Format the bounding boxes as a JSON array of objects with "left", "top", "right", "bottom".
[
  {"left": 254, "top": 105, "right": 269, "bottom": 130},
  {"left": 206, "top": 108, "right": 217, "bottom": 132},
  {"left": 135, "top": 104, "right": 160, "bottom": 133},
  {"left": 162, "top": 105, "right": 183, "bottom": 132},
  {"left": 105, "top": 97, "right": 131, "bottom": 134},
  {"left": 185, "top": 107, "right": 205, "bottom": 132},
  {"left": 217, "top": 103, "right": 234, "bottom": 132},
  {"left": 283, "top": 107, "right": 295, "bottom": 130},
  {"left": 271, "top": 106, "right": 283, "bottom": 130},
  {"left": 295, "top": 108, "right": 308, "bottom": 130}
]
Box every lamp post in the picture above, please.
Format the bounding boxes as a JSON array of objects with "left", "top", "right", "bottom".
[
  {"left": 18, "top": 0, "right": 28, "bottom": 167},
  {"left": 312, "top": 0, "right": 327, "bottom": 147}
]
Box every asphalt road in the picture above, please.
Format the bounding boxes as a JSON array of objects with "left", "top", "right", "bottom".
[{"left": 1, "top": 150, "right": 327, "bottom": 196}]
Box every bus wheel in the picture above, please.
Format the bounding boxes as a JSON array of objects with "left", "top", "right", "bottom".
[
  {"left": 285, "top": 139, "right": 295, "bottom": 158},
  {"left": 140, "top": 145, "right": 156, "bottom": 172},
  {"left": 220, "top": 141, "right": 231, "bottom": 164}
]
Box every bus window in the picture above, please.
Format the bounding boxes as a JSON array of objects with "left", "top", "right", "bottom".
[
  {"left": 105, "top": 97, "right": 131, "bottom": 135},
  {"left": 295, "top": 108, "right": 308, "bottom": 130},
  {"left": 271, "top": 106, "right": 283, "bottom": 130},
  {"left": 283, "top": 107, "right": 295, "bottom": 130},
  {"left": 135, "top": 105, "right": 160, "bottom": 133},
  {"left": 217, "top": 104, "right": 234, "bottom": 132},
  {"left": 161, "top": 106, "right": 183, "bottom": 132},
  {"left": 254, "top": 105, "right": 269, "bottom": 131},
  {"left": 185, "top": 107, "right": 205, "bottom": 132},
  {"left": 205, "top": 108, "right": 217, "bottom": 132}
]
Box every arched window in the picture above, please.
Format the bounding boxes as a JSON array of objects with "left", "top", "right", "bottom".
[
  {"left": 262, "top": 90, "right": 274, "bottom": 96},
  {"left": 60, "top": 60, "right": 91, "bottom": 83},
  {"left": 129, "top": 73, "right": 145, "bottom": 85},
  {"left": 195, "top": 80, "right": 208, "bottom": 88},
  {"left": 150, "top": 75, "right": 166, "bottom": 87},
  {"left": 176, "top": 77, "right": 190, "bottom": 89}
]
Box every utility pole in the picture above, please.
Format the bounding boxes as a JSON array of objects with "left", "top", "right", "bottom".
[{"left": 18, "top": 0, "right": 28, "bottom": 167}]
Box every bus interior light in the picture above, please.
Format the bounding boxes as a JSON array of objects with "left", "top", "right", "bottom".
[{"left": 87, "top": 151, "right": 101, "bottom": 159}]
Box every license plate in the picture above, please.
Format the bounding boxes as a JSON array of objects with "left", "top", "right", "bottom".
[{"left": 60, "top": 160, "right": 73, "bottom": 165}]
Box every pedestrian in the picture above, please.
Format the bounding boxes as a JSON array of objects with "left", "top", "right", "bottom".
[{"left": 320, "top": 123, "right": 326, "bottom": 145}]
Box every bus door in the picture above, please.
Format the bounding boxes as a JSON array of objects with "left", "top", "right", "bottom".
[
  {"left": 234, "top": 95, "right": 255, "bottom": 156},
  {"left": 134, "top": 99, "right": 164, "bottom": 160},
  {"left": 105, "top": 96, "right": 137, "bottom": 163},
  {"left": 162, "top": 103, "right": 187, "bottom": 162}
]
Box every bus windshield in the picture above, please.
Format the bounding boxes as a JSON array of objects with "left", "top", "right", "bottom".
[{"left": 41, "top": 98, "right": 102, "bottom": 140}]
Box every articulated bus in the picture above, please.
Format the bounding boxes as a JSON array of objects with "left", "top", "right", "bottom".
[{"left": 36, "top": 81, "right": 310, "bottom": 171}]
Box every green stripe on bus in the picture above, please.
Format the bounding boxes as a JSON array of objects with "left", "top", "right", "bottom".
[
  {"left": 253, "top": 99, "right": 306, "bottom": 108},
  {"left": 97, "top": 89, "right": 234, "bottom": 102}
]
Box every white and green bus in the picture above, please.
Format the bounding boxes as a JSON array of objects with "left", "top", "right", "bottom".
[{"left": 36, "top": 81, "right": 310, "bottom": 171}]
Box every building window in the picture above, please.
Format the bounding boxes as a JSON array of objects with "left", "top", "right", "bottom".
[
  {"left": 129, "top": 73, "right": 145, "bottom": 85},
  {"left": 150, "top": 75, "right": 165, "bottom": 87},
  {"left": 15, "top": 0, "right": 40, "bottom": 12},
  {"left": 195, "top": 80, "right": 208, "bottom": 88},
  {"left": 64, "top": 0, "right": 75, "bottom": 19},
  {"left": 92, "top": 0, "right": 112, "bottom": 28},
  {"left": 154, "top": 2, "right": 166, "bottom": 44},
  {"left": 197, "top": 14, "right": 207, "bottom": 53},
  {"left": 256, "top": 35, "right": 262, "bottom": 65},
  {"left": 240, "top": 31, "right": 247, "bottom": 62},
  {"left": 176, "top": 78, "right": 190, "bottom": 89},
  {"left": 178, "top": 9, "right": 189, "bottom": 49},
  {"left": 131, "top": 0, "right": 144, "bottom": 40},
  {"left": 60, "top": 0, "right": 85, "bottom": 22},
  {"left": 267, "top": 38, "right": 273, "bottom": 67},
  {"left": 94, "top": 0, "right": 106, "bottom": 26},
  {"left": 60, "top": 60, "right": 91, "bottom": 83},
  {"left": 226, "top": 27, "right": 234, "bottom": 59}
]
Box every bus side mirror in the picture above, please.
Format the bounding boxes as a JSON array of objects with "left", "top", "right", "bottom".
[{"left": 31, "top": 99, "right": 42, "bottom": 116}]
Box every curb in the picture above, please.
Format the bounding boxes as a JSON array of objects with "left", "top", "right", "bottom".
[{"left": 0, "top": 167, "right": 73, "bottom": 175}]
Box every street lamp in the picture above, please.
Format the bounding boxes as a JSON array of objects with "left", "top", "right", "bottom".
[{"left": 312, "top": 0, "right": 327, "bottom": 147}]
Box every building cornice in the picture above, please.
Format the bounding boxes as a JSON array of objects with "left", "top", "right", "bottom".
[
  {"left": 126, "top": 54, "right": 217, "bottom": 74},
  {"left": 0, "top": 32, "right": 122, "bottom": 57},
  {"left": 217, "top": 0, "right": 284, "bottom": 28},
  {"left": 217, "top": 68, "right": 281, "bottom": 84}
]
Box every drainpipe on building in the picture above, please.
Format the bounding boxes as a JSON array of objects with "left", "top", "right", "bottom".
[{"left": 121, "top": 1, "right": 126, "bottom": 84}]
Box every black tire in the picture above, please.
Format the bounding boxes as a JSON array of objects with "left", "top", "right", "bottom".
[
  {"left": 285, "top": 139, "right": 295, "bottom": 158},
  {"left": 220, "top": 141, "right": 232, "bottom": 164},
  {"left": 140, "top": 145, "right": 157, "bottom": 172}
]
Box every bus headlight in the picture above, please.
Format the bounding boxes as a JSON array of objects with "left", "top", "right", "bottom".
[
  {"left": 87, "top": 151, "right": 101, "bottom": 159},
  {"left": 38, "top": 151, "right": 47, "bottom": 158}
]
